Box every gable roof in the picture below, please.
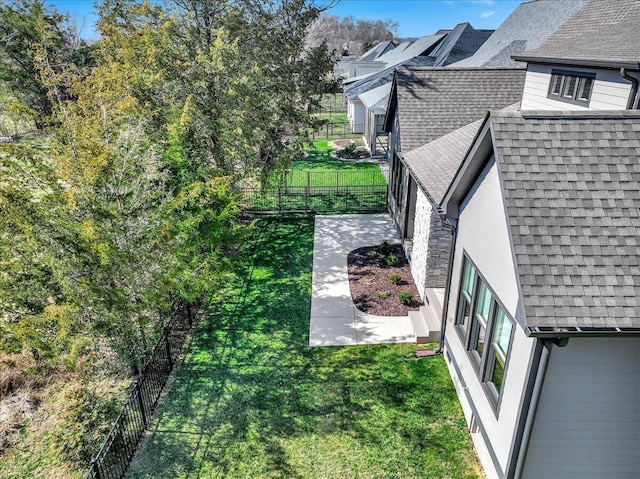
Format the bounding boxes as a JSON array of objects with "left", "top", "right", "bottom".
[
  {"left": 358, "top": 82, "right": 392, "bottom": 111},
  {"left": 428, "top": 23, "right": 494, "bottom": 67},
  {"left": 512, "top": 0, "right": 640, "bottom": 69},
  {"left": 447, "top": 110, "right": 640, "bottom": 332},
  {"left": 452, "top": 0, "right": 588, "bottom": 67},
  {"left": 403, "top": 103, "right": 519, "bottom": 204},
  {"left": 356, "top": 40, "right": 396, "bottom": 62},
  {"left": 345, "top": 57, "right": 434, "bottom": 101},
  {"left": 343, "top": 35, "right": 446, "bottom": 90},
  {"left": 386, "top": 67, "right": 526, "bottom": 152}
]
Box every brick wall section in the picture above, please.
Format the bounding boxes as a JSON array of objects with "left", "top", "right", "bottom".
[{"left": 411, "top": 189, "right": 452, "bottom": 299}]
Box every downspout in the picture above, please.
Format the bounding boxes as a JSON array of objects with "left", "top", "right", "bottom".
[
  {"left": 434, "top": 209, "right": 456, "bottom": 354},
  {"left": 513, "top": 337, "right": 569, "bottom": 479},
  {"left": 620, "top": 68, "right": 639, "bottom": 110}
]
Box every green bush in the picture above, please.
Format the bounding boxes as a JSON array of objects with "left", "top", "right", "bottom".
[
  {"left": 376, "top": 291, "right": 391, "bottom": 299},
  {"left": 388, "top": 273, "right": 402, "bottom": 284},
  {"left": 343, "top": 142, "right": 357, "bottom": 155},
  {"left": 385, "top": 253, "right": 399, "bottom": 266},
  {"left": 398, "top": 291, "right": 414, "bottom": 306},
  {"left": 367, "top": 250, "right": 379, "bottom": 258},
  {"left": 378, "top": 240, "right": 391, "bottom": 255}
]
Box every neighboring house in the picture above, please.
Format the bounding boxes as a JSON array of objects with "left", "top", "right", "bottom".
[
  {"left": 345, "top": 23, "right": 493, "bottom": 152},
  {"left": 439, "top": 109, "right": 640, "bottom": 479},
  {"left": 343, "top": 34, "right": 446, "bottom": 135},
  {"left": 333, "top": 40, "right": 396, "bottom": 81},
  {"left": 513, "top": 0, "right": 639, "bottom": 110},
  {"left": 383, "top": 67, "right": 525, "bottom": 273},
  {"left": 451, "top": 0, "right": 588, "bottom": 68}
]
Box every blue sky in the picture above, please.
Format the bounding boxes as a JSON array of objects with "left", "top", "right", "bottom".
[{"left": 49, "top": 0, "right": 524, "bottom": 41}]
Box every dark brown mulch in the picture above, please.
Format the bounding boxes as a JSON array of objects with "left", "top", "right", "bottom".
[{"left": 347, "top": 244, "right": 423, "bottom": 316}]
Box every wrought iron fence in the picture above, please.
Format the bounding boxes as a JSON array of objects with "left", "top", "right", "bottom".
[
  {"left": 310, "top": 121, "right": 362, "bottom": 140},
  {"left": 241, "top": 184, "right": 387, "bottom": 214},
  {"left": 84, "top": 301, "right": 197, "bottom": 479}
]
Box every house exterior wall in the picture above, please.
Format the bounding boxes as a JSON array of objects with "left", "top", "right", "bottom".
[
  {"left": 522, "top": 337, "right": 640, "bottom": 479},
  {"left": 521, "top": 63, "right": 632, "bottom": 110},
  {"left": 410, "top": 188, "right": 451, "bottom": 299},
  {"left": 347, "top": 62, "right": 383, "bottom": 78},
  {"left": 364, "top": 109, "right": 384, "bottom": 155},
  {"left": 444, "top": 158, "right": 537, "bottom": 479},
  {"left": 348, "top": 100, "right": 365, "bottom": 133}
]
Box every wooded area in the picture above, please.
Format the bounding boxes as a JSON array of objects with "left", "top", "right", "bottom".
[{"left": 0, "top": 1, "right": 335, "bottom": 476}]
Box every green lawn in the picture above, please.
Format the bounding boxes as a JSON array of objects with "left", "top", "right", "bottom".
[
  {"left": 126, "top": 218, "right": 482, "bottom": 479},
  {"left": 284, "top": 141, "right": 386, "bottom": 187}
]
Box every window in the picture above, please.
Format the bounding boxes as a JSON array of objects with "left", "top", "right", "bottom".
[
  {"left": 487, "top": 307, "right": 513, "bottom": 396},
  {"left": 456, "top": 260, "right": 476, "bottom": 333},
  {"left": 547, "top": 70, "right": 595, "bottom": 106},
  {"left": 454, "top": 255, "right": 515, "bottom": 409}
]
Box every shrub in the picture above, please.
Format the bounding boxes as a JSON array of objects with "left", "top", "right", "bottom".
[
  {"left": 366, "top": 250, "right": 379, "bottom": 258},
  {"left": 343, "top": 142, "right": 357, "bottom": 155},
  {"left": 379, "top": 239, "right": 391, "bottom": 255},
  {"left": 385, "top": 253, "right": 399, "bottom": 266},
  {"left": 376, "top": 291, "right": 391, "bottom": 299},
  {"left": 398, "top": 291, "right": 414, "bottom": 306},
  {"left": 388, "top": 273, "right": 402, "bottom": 284}
]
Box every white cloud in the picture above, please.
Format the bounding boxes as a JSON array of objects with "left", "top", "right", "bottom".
[{"left": 481, "top": 10, "right": 496, "bottom": 18}]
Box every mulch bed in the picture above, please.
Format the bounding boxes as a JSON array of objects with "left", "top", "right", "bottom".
[{"left": 347, "top": 244, "right": 423, "bottom": 316}]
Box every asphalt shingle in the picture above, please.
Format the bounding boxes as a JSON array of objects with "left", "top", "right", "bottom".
[
  {"left": 514, "top": 0, "right": 640, "bottom": 66},
  {"left": 490, "top": 110, "right": 640, "bottom": 330},
  {"left": 452, "top": 0, "right": 588, "bottom": 67},
  {"left": 391, "top": 67, "right": 525, "bottom": 152},
  {"left": 403, "top": 103, "right": 519, "bottom": 204}
]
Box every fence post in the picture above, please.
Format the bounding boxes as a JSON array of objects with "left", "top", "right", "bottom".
[
  {"left": 136, "top": 380, "right": 148, "bottom": 427},
  {"left": 165, "top": 333, "right": 173, "bottom": 370},
  {"left": 305, "top": 171, "right": 310, "bottom": 211},
  {"left": 90, "top": 459, "right": 101, "bottom": 479}
]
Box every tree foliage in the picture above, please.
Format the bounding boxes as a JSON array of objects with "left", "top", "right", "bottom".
[
  {"left": 306, "top": 13, "right": 399, "bottom": 56},
  {"left": 1, "top": 2, "right": 333, "bottom": 472}
]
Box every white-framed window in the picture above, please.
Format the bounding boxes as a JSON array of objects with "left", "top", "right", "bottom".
[
  {"left": 548, "top": 70, "right": 595, "bottom": 106},
  {"left": 455, "top": 255, "right": 515, "bottom": 410}
]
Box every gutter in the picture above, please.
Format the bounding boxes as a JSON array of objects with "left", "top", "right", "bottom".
[
  {"left": 620, "top": 68, "right": 639, "bottom": 110},
  {"left": 434, "top": 209, "right": 456, "bottom": 354}
]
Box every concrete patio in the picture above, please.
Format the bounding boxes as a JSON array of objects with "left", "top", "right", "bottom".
[{"left": 309, "top": 214, "right": 417, "bottom": 347}]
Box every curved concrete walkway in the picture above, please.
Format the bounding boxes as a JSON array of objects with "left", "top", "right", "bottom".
[{"left": 309, "top": 214, "right": 417, "bottom": 347}]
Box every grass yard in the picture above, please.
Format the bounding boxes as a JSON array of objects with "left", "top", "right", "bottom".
[
  {"left": 126, "top": 218, "right": 482, "bottom": 479},
  {"left": 283, "top": 141, "right": 386, "bottom": 187}
]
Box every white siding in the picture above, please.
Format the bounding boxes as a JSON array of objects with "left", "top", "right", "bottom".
[
  {"left": 522, "top": 338, "right": 640, "bottom": 479},
  {"left": 521, "top": 63, "right": 632, "bottom": 111},
  {"left": 349, "top": 101, "right": 364, "bottom": 134},
  {"left": 444, "top": 159, "right": 537, "bottom": 478}
]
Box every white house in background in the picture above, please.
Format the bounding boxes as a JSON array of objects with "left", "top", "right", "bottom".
[
  {"left": 344, "top": 34, "right": 446, "bottom": 135},
  {"left": 432, "top": 2, "right": 640, "bottom": 478},
  {"left": 345, "top": 23, "right": 494, "bottom": 151},
  {"left": 333, "top": 40, "right": 396, "bottom": 81}
]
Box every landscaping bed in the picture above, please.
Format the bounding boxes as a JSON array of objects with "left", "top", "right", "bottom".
[{"left": 348, "top": 243, "right": 424, "bottom": 316}]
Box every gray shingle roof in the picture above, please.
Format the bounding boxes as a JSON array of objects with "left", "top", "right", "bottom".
[
  {"left": 345, "top": 56, "right": 434, "bottom": 101},
  {"left": 428, "top": 23, "right": 493, "bottom": 67},
  {"left": 514, "top": 0, "right": 640, "bottom": 67},
  {"left": 452, "top": 0, "right": 588, "bottom": 67},
  {"left": 390, "top": 67, "right": 525, "bottom": 152},
  {"left": 403, "top": 103, "right": 519, "bottom": 204},
  {"left": 491, "top": 110, "right": 640, "bottom": 330},
  {"left": 356, "top": 40, "right": 396, "bottom": 62}
]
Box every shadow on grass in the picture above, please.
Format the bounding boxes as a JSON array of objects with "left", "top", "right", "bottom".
[{"left": 126, "top": 217, "right": 481, "bottom": 479}]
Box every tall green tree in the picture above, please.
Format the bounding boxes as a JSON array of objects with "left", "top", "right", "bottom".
[{"left": 0, "top": 0, "right": 94, "bottom": 129}]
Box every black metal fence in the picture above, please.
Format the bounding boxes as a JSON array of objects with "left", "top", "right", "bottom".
[
  {"left": 85, "top": 301, "right": 197, "bottom": 479},
  {"left": 311, "top": 121, "right": 363, "bottom": 140},
  {"left": 241, "top": 184, "right": 387, "bottom": 214}
]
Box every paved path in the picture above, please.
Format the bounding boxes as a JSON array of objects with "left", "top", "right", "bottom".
[{"left": 309, "top": 214, "right": 416, "bottom": 347}]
